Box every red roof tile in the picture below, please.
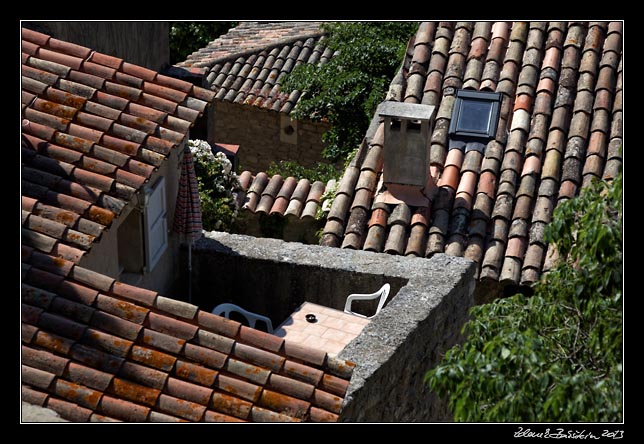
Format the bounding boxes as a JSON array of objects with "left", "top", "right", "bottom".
[
  {"left": 98, "top": 395, "right": 150, "bottom": 422},
  {"left": 238, "top": 170, "right": 330, "bottom": 221},
  {"left": 322, "top": 21, "right": 622, "bottom": 289},
  {"left": 22, "top": 24, "right": 219, "bottom": 268},
  {"left": 65, "top": 362, "right": 114, "bottom": 391},
  {"left": 173, "top": 359, "right": 218, "bottom": 386},
  {"left": 46, "top": 397, "right": 93, "bottom": 422},
  {"left": 21, "top": 27, "right": 354, "bottom": 423},
  {"left": 23, "top": 251, "right": 355, "bottom": 422},
  {"left": 209, "top": 391, "right": 253, "bottom": 420},
  {"left": 178, "top": 22, "right": 330, "bottom": 114}
]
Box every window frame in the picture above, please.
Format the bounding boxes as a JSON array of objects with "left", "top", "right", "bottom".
[{"left": 448, "top": 90, "right": 502, "bottom": 141}]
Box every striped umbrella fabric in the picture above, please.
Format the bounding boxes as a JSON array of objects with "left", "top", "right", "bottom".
[
  {"left": 173, "top": 145, "right": 203, "bottom": 242},
  {"left": 173, "top": 144, "right": 202, "bottom": 303}
]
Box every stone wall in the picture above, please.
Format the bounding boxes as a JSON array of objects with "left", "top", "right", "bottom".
[
  {"left": 25, "top": 21, "right": 170, "bottom": 71},
  {"left": 337, "top": 254, "right": 476, "bottom": 422},
  {"left": 189, "top": 231, "right": 476, "bottom": 422},
  {"left": 209, "top": 101, "right": 334, "bottom": 173}
]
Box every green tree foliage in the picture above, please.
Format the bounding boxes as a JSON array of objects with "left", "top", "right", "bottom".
[
  {"left": 170, "top": 22, "right": 237, "bottom": 64},
  {"left": 266, "top": 160, "right": 339, "bottom": 184},
  {"left": 281, "top": 22, "right": 418, "bottom": 162},
  {"left": 425, "top": 173, "right": 623, "bottom": 422}
]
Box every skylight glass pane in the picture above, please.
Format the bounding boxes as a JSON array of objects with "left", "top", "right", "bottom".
[
  {"left": 458, "top": 100, "right": 493, "bottom": 133},
  {"left": 448, "top": 90, "right": 502, "bottom": 143}
]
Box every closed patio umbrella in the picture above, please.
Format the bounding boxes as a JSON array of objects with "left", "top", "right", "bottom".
[{"left": 173, "top": 144, "right": 203, "bottom": 303}]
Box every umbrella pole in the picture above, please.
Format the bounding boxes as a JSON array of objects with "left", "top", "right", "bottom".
[{"left": 188, "top": 241, "right": 192, "bottom": 304}]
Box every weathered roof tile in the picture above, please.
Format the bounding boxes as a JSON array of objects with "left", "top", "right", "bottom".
[{"left": 321, "top": 21, "right": 621, "bottom": 290}]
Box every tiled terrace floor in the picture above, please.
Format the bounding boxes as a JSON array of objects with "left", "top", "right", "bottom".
[{"left": 275, "top": 302, "right": 371, "bottom": 356}]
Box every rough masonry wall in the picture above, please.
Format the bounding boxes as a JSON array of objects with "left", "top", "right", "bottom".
[
  {"left": 210, "top": 101, "right": 332, "bottom": 173},
  {"left": 190, "top": 232, "right": 476, "bottom": 422},
  {"left": 338, "top": 254, "right": 476, "bottom": 422},
  {"left": 29, "top": 21, "right": 170, "bottom": 71}
]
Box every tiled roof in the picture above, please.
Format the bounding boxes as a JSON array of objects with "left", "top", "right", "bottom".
[
  {"left": 237, "top": 170, "right": 333, "bottom": 219},
  {"left": 21, "top": 27, "right": 355, "bottom": 423},
  {"left": 21, "top": 251, "right": 355, "bottom": 422},
  {"left": 21, "top": 26, "right": 216, "bottom": 264},
  {"left": 320, "top": 22, "right": 623, "bottom": 289},
  {"left": 177, "top": 22, "right": 334, "bottom": 113}
]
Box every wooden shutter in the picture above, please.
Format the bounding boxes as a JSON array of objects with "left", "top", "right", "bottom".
[{"left": 144, "top": 176, "right": 167, "bottom": 271}]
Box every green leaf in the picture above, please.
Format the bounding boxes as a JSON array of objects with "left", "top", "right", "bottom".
[{"left": 426, "top": 172, "right": 622, "bottom": 422}]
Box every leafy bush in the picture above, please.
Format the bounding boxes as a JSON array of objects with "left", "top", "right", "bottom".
[
  {"left": 281, "top": 22, "right": 418, "bottom": 162},
  {"left": 189, "top": 139, "right": 240, "bottom": 232},
  {"left": 425, "top": 173, "right": 623, "bottom": 422},
  {"left": 266, "top": 160, "right": 339, "bottom": 184}
]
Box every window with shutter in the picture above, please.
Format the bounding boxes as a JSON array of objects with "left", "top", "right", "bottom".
[{"left": 144, "top": 176, "right": 168, "bottom": 271}]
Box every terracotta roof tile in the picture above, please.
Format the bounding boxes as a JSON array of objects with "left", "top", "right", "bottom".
[
  {"left": 22, "top": 346, "right": 70, "bottom": 377},
  {"left": 22, "top": 385, "right": 49, "bottom": 407},
  {"left": 52, "top": 378, "right": 103, "bottom": 410},
  {"left": 107, "top": 377, "right": 161, "bottom": 407},
  {"left": 173, "top": 359, "right": 218, "bottom": 386},
  {"left": 90, "top": 413, "right": 122, "bottom": 422},
  {"left": 210, "top": 390, "right": 253, "bottom": 420},
  {"left": 153, "top": 296, "right": 198, "bottom": 320},
  {"left": 232, "top": 342, "right": 285, "bottom": 372},
  {"left": 193, "top": 329, "right": 235, "bottom": 354},
  {"left": 90, "top": 311, "right": 142, "bottom": 341},
  {"left": 145, "top": 312, "right": 197, "bottom": 340},
  {"left": 196, "top": 310, "right": 241, "bottom": 338},
  {"left": 98, "top": 395, "right": 150, "bottom": 422},
  {"left": 183, "top": 342, "right": 227, "bottom": 369},
  {"left": 22, "top": 302, "right": 43, "bottom": 324},
  {"left": 224, "top": 358, "right": 271, "bottom": 385},
  {"left": 129, "top": 345, "right": 177, "bottom": 372},
  {"left": 65, "top": 362, "right": 114, "bottom": 391},
  {"left": 117, "top": 361, "right": 167, "bottom": 391},
  {"left": 21, "top": 28, "right": 356, "bottom": 424},
  {"left": 140, "top": 328, "right": 186, "bottom": 354},
  {"left": 258, "top": 389, "right": 310, "bottom": 419},
  {"left": 322, "top": 21, "right": 622, "bottom": 289},
  {"left": 33, "top": 329, "right": 75, "bottom": 356},
  {"left": 46, "top": 397, "right": 93, "bottom": 422},
  {"left": 81, "top": 328, "right": 133, "bottom": 358}
]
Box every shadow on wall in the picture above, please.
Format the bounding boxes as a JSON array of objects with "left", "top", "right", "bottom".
[
  {"left": 183, "top": 236, "right": 405, "bottom": 327},
  {"left": 182, "top": 231, "right": 477, "bottom": 422}
]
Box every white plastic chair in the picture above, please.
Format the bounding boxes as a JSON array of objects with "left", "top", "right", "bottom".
[
  {"left": 343, "top": 283, "right": 391, "bottom": 319},
  {"left": 212, "top": 303, "right": 274, "bottom": 334}
]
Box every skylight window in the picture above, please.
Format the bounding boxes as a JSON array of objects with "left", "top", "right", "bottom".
[{"left": 449, "top": 90, "right": 502, "bottom": 141}]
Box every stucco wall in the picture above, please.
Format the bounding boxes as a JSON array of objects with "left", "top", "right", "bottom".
[
  {"left": 190, "top": 231, "right": 476, "bottom": 422},
  {"left": 25, "top": 21, "right": 170, "bottom": 71},
  {"left": 78, "top": 142, "right": 184, "bottom": 296},
  {"left": 209, "top": 101, "right": 333, "bottom": 173}
]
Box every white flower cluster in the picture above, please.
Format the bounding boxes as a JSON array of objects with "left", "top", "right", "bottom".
[
  {"left": 188, "top": 139, "right": 239, "bottom": 191},
  {"left": 214, "top": 151, "right": 233, "bottom": 176},
  {"left": 188, "top": 139, "right": 216, "bottom": 164}
]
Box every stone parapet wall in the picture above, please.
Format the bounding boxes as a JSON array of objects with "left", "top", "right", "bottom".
[{"left": 189, "top": 232, "right": 476, "bottom": 422}]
